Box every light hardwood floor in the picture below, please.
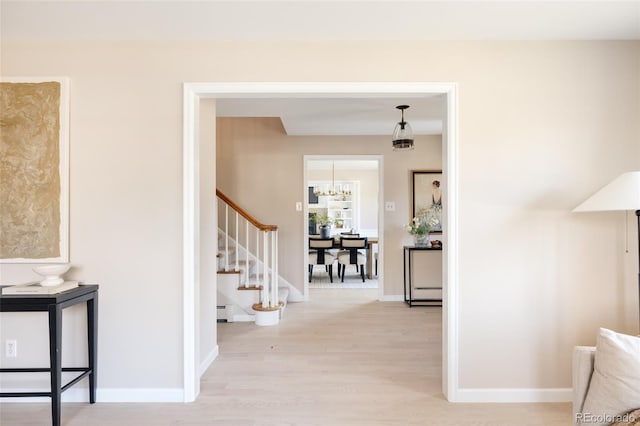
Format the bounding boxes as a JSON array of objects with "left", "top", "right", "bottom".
[{"left": 0, "top": 289, "right": 571, "bottom": 425}]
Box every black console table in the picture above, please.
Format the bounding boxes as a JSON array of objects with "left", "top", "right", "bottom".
[
  {"left": 0, "top": 284, "right": 99, "bottom": 426},
  {"left": 403, "top": 246, "right": 442, "bottom": 307}
]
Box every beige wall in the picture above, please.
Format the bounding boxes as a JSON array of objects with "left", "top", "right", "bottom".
[
  {"left": 0, "top": 40, "right": 638, "bottom": 396},
  {"left": 216, "top": 117, "right": 441, "bottom": 294}
]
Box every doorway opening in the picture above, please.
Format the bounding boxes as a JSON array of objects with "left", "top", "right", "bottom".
[
  {"left": 183, "top": 82, "right": 459, "bottom": 403},
  {"left": 304, "top": 156, "right": 383, "bottom": 298}
]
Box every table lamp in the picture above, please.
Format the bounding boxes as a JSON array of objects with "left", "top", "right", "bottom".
[{"left": 573, "top": 171, "right": 640, "bottom": 330}]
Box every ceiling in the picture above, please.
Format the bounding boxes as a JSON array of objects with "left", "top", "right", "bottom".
[
  {"left": 216, "top": 96, "right": 446, "bottom": 135},
  {"left": 3, "top": 0, "right": 637, "bottom": 136},
  {"left": 2, "top": 1, "right": 639, "bottom": 41}
]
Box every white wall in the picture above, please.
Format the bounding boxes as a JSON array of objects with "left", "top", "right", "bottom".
[
  {"left": 0, "top": 40, "right": 638, "bottom": 398},
  {"left": 198, "top": 99, "right": 218, "bottom": 375}
]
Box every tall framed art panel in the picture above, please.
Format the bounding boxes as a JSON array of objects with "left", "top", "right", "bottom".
[{"left": 0, "top": 77, "right": 69, "bottom": 263}]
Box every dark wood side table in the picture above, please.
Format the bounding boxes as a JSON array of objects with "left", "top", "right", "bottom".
[
  {"left": 0, "top": 284, "right": 99, "bottom": 426},
  {"left": 403, "top": 246, "right": 442, "bottom": 307}
]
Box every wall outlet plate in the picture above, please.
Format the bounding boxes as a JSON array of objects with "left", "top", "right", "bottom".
[
  {"left": 6, "top": 340, "right": 17, "bottom": 358},
  {"left": 385, "top": 201, "right": 396, "bottom": 211}
]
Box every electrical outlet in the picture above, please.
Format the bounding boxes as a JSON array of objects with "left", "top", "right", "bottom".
[
  {"left": 6, "top": 340, "right": 17, "bottom": 358},
  {"left": 385, "top": 201, "right": 396, "bottom": 211}
]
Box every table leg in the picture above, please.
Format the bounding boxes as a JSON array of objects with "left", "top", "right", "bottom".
[
  {"left": 403, "top": 249, "right": 408, "bottom": 303},
  {"left": 366, "top": 241, "right": 378, "bottom": 279},
  {"left": 408, "top": 249, "right": 413, "bottom": 307},
  {"left": 87, "top": 294, "right": 98, "bottom": 403},
  {"left": 48, "top": 305, "right": 63, "bottom": 426}
]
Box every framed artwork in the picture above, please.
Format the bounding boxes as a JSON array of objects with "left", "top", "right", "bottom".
[
  {"left": 0, "top": 77, "right": 70, "bottom": 263},
  {"left": 412, "top": 170, "right": 443, "bottom": 233}
]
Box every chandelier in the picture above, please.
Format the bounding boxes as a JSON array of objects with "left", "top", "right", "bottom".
[{"left": 313, "top": 162, "right": 352, "bottom": 197}]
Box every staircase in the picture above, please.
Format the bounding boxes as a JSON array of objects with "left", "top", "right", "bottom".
[{"left": 216, "top": 189, "right": 288, "bottom": 326}]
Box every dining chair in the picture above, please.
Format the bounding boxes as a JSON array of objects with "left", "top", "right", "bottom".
[
  {"left": 337, "top": 237, "right": 368, "bottom": 282},
  {"left": 308, "top": 237, "right": 336, "bottom": 283},
  {"left": 335, "top": 233, "right": 360, "bottom": 276}
]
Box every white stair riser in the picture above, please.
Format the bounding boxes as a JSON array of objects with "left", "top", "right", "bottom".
[{"left": 217, "top": 273, "right": 260, "bottom": 317}]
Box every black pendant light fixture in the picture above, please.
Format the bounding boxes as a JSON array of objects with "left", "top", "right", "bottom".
[{"left": 392, "top": 105, "right": 414, "bottom": 151}]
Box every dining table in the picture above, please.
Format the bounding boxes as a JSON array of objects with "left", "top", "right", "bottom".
[{"left": 311, "top": 235, "right": 379, "bottom": 280}]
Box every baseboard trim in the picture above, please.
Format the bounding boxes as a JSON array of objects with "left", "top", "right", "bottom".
[
  {"left": 0, "top": 387, "right": 184, "bottom": 403},
  {"left": 379, "top": 294, "right": 404, "bottom": 302},
  {"left": 0, "top": 386, "right": 571, "bottom": 404},
  {"left": 199, "top": 345, "right": 219, "bottom": 377},
  {"left": 454, "top": 387, "right": 572, "bottom": 403}
]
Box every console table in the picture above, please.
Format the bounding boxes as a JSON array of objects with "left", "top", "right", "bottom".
[
  {"left": 403, "top": 246, "right": 442, "bottom": 307},
  {"left": 0, "top": 284, "right": 99, "bottom": 426}
]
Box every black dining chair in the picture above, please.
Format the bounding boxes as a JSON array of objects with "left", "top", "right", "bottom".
[
  {"left": 335, "top": 233, "right": 360, "bottom": 276},
  {"left": 337, "top": 237, "right": 368, "bottom": 282},
  {"left": 308, "top": 237, "right": 336, "bottom": 283}
]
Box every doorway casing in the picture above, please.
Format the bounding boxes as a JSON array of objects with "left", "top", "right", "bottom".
[{"left": 182, "top": 82, "right": 459, "bottom": 402}]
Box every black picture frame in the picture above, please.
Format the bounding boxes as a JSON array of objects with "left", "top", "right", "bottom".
[
  {"left": 308, "top": 186, "right": 319, "bottom": 204},
  {"left": 412, "top": 170, "right": 443, "bottom": 233}
]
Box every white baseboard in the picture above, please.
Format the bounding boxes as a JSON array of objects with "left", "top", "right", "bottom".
[
  {"left": 199, "top": 345, "right": 219, "bottom": 377},
  {"left": 0, "top": 386, "right": 572, "bottom": 404},
  {"left": 0, "top": 387, "right": 184, "bottom": 403},
  {"left": 379, "top": 294, "right": 404, "bottom": 302},
  {"left": 454, "top": 388, "right": 572, "bottom": 403},
  {"left": 231, "top": 314, "right": 255, "bottom": 322}
]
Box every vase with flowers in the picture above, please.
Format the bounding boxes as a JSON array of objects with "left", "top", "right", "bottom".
[
  {"left": 406, "top": 216, "right": 432, "bottom": 247},
  {"left": 311, "top": 212, "right": 333, "bottom": 239}
]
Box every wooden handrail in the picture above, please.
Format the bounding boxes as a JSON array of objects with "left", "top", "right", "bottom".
[{"left": 216, "top": 189, "right": 278, "bottom": 232}]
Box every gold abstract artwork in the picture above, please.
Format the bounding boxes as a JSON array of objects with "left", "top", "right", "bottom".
[{"left": 0, "top": 81, "right": 62, "bottom": 259}]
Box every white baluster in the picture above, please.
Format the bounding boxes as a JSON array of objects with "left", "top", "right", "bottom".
[
  {"left": 234, "top": 211, "right": 239, "bottom": 272},
  {"left": 245, "top": 221, "right": 249, "bottom": 288},
  {"left": 224, "top": 204, "right": 229, "bottom": 271},
  {"left": 256, "top": 230, "right": 260, "bottom": 288},
  {"left": 272, "top": 230, "right": 278, "bottom": 308},
  {"left": 263, "top": 230, "right": 269, "bottom": 308}
]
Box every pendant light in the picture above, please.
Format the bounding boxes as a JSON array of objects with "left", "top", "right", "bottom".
[
  {"left": 392, "top": 105, "right": 414, "bottom": 151},
  {"left": 313, "top": 162, "right": 351, "bottom": 197}
]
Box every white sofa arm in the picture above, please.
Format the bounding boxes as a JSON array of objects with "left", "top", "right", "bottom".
[{"left": 573, "top": 346, "right": 596, "bottom": 425}]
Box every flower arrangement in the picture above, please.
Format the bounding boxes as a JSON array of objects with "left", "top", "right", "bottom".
[
  {"left": 406, "top": 216, "right": 432, "bottom": 236},
  {"left": 311, "top": 212, "right": 333, "bottom": 227}
]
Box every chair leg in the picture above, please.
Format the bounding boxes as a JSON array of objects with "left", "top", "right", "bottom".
[
  {"left": 360, "top": 265, "right": 365, "bottom": 282},
  {"left": 341, "top": 264, "right": 345, "bottom": 282},
  {"left": 308, "top": 264, "right": 313, "bottom": 283},
  {"left": 328, "top": 265, "right": 333, "bottom": 283}
]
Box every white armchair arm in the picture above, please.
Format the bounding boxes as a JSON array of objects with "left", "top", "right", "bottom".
[{"left": 573, "top": 346, "right": 596, "bottom": 425}]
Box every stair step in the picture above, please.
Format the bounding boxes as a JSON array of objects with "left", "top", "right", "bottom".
[{"left": 237, "top": 285, "right": 263, "bottom": 291}]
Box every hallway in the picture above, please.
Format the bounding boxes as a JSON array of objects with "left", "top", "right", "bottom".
[{"left": 0, "top": 289, "right": 571, "bottom": 425}]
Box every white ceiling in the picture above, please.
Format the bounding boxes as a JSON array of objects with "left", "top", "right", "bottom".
[
  {"left": 2, "top": 1, "right": 639, "bottom": 41},
  {"left": 216, "top": 96, "right": 446, "bottom": 135},
  {"left": 3, "top": 0, "right": 637, "bottom": 136}
]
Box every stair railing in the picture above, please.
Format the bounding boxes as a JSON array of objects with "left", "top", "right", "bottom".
[{"left": 216, "top": 189, "right": 280, "bottom": 310}]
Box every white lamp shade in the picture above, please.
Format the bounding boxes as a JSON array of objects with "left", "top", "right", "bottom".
[{"left": 573, "top": 171, "right": 640, "bottom": 212}]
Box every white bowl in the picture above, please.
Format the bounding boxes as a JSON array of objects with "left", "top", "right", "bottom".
[{"left": 33, "top": 264, "right": 71, "bottom": 287}]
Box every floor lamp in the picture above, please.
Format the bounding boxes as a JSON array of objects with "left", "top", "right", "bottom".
[{"left": 573, "top": 171, "right": 640, "bottom": 331}]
